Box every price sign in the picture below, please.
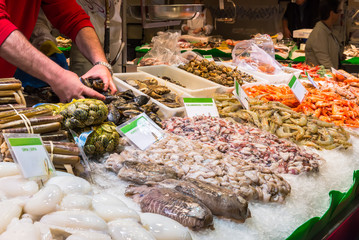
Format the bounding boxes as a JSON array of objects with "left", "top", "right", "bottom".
[
  {"left": 3, "top": 133, "right": 55, "bottom": 180},
  {"left": 304, "top": 70, "right": 319, "bottom": 89},
  {"left": 233, "top": 79, "right": 249, "bottom": 110},
  {"left": 183, "top": 98, "right": 219, "bottom": 118},
  {"left": 288, "top": 75, "right": 307, "bottom": 102},
  {"left": 203, "top": 55, "right": 214, "bottom": 61},
  {"left": 117, "top": 113, "right": 164, "bottom": 151}
]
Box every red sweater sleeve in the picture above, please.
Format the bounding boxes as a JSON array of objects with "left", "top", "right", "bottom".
[
  {"left": 41, "top": 0, "right": 94, "bottom": 41},
  {"left": 0, "top": 1, "right": 18, "bottom": 46}
]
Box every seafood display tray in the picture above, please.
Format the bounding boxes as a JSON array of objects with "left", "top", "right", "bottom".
[
  {"left": 113, "top": 72, "right": 191, "bottom": 119},
  {"left": 137, "top": 65, "right": 221, "bottom": 97}
]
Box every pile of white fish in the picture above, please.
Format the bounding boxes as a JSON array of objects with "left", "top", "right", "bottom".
[
  {"left": 0, "top": 162, "right": 192, "bottom": 240},
  {"left": 163, "top": 116, "right": 325, "bottom": 175}
]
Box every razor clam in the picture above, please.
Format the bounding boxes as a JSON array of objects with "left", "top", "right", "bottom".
[
  {"left": 117, "top": 161, "right": 180, "bottom": 184},
  {"left": 126, "top": 185, "right": 214, "bottom": 230},
  {"left": 154, "top": 178, "right": 250, "bottom": 222}
]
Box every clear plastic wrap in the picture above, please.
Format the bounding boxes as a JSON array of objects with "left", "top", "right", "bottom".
[
  {"left": 232, "top": 40, "right": 284, "bottom": 75},
  {"left": 251, "top": 33, "right": 275, "bottom": 58},
  {"left": 139, "top": 31, "right": 187, "bottom": 66}
]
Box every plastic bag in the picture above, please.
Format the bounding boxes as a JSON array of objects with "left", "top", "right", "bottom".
[
  {"left": 139, "top": 31, "right": 187, "bottom": 66},
  {"left": 180, "top": 51, "right": 203, "bottom": 62},
  {"left": 232, "top": 40, "right": 284, "bottom": 75},
  {"left": 251, "top": 33, "right": 275, "bottom": 58}
]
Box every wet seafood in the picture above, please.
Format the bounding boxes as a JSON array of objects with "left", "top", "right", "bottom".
[
  {"left": 215, "top": 94, "right": 351, "bottom": 150},
  {"left": 164, "top": 116, "right": 323, "bottom": 175},
  {"left": 154, "top": 178, "right": 250, "bottom": 222},
  {"left": 106, "top": 134, "right": 291, "bottom": 203},
  {"left": 178, "top": 59, "right": 257, "bottom": 86},
  {"left": 126, "top": 185, "right": 214, "bottom": 230},
  {"left": 111, "top": 161, "right": 180, "bottom": 184},
  {"left": 124, "top": 78, "right": 183, "bottom": 108},
  {"left": 59, "top": 99, "right": 108, "bottom": 129},
  {"left": 108, "top": 218, "right": 155, "bottom": 240},
  {"left": 160, "top": 75, "right": 186, "bottom": 88}
]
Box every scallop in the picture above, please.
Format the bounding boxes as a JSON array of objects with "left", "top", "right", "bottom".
[
  {"left": 140, "top": 213, "right": 192, "bottom": 240},
  {"left": 0, "top": 218, "right": 41, "bottom": 240},
  {"left": 92, "top": 193, "right": 127, "bottom": 208},
  {"left": 93, "top": 204, "right": 140, "bottom": 222},
  {"left": 45, "top": 176, "right": 92, "bottom": 195},
  {"left": 60, "top": 194, "right": 92, "bottom": 211},
  {"left": 0, "top": 175, "right": 39, "bottom": 198},
  {"left": 40, "top": 210, "right": 108, "bottom": 233},
  {"left": 24, "top": 185, "right": 63, "bottom": 218},
  {"left": 0, "top": 201, "right": 22, "bottom": 234},
  {"left": 108, "top": 219, "right": 155, "bottom": 240},
  {"left": 66, "top": 231, "right": 111, "bottom": 240},
  {"left": 0, "top": 162, "right": 20, "bottom": 178}
]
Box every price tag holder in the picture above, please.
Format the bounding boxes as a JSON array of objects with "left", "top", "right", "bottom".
[
  {"left": 233, "top": 79, "right": 249, "bottom": 110},
  {"left": 183, "top": 98, "right": 219, "bottom": 118},
  {"left": 3, "top": 133, "right": 55, "bottom": 180},
  {"left": 288, "top": 74, "right": 307, "bottom": 102},
  {"left": 304, "top": 70, "right": 319, "bottom": 89},
  {"left": 203, "top": 55, "right": 214, "bottom": 61},
  {"left": 116, "top": 113, "right": 164, "bottom": 151}
]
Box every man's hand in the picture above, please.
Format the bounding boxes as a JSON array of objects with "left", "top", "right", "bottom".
[
  {"left": 82, "top": 64, "right": 117, "bottom": 94},
  {"left": 50, "top": 70, "right": 105, "bottom": 103},
  {"left": 283, "top": 28, "right": 292, "bottom": 39},
  {"left": 193, "top": 27, "right": 203, "bottom": 34}
]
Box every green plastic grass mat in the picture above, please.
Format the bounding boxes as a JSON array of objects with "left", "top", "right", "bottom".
[
  {"left": 286, "top": 170, "right": 359, "bottom": 240},
  {"left": 341, "top": 57, "right": 359, "bottom": 65}
]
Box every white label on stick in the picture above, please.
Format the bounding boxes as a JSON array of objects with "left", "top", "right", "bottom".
[
  {"left": 4, "top": 134, "right": 55, "bottom": 180},
  {"left": 117, "top": 113, "right": 164, "bottom": 151},
  {"left": 233, "top": 80, "right": 249, "bottom": 110},
  {"left": 288, "top": 75, "right": 307, "bottom": 102},
  {"left": 305, "top": 70, "right": 319, "bottom": 89},
  {"left": 183, "top": 98, "right": 219, "bottom": 118}
]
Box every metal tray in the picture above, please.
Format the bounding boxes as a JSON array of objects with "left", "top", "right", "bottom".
[{"left": 147, "top": 4, "right": 203, "bottom": 20}]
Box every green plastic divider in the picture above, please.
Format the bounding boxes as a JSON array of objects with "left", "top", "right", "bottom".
[
  {"left": 58, "top": 46, "right": 71, "bottom": 52},
  {"left": 286, "top": 170, "right": 359, "bottom": 240},
  {"left": 341, "top": 57, "right": 359, "bottom": 65}
]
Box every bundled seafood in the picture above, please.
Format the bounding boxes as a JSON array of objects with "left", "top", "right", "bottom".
[
  {"left": 126, "top": 185, "right": 214, "bottom": 231},
  {"left": 151, "top": 178, "right": 250, "bottom": 222},
  {"left": 215, "top": 94, "right": 351, "bottom": 150},
  {"left": 163, "top": 116, "right": 324, "bottom": 175},
  {"left": 124, "top": 78, "right": 183, "bottom": 108},
  {"left": 178, "top": 59, "right": 257, "bottom": 86},
  {"left": 0, "top": 78, "right": 26, "bottom": 106},
  {"left": 83, "top": 122, "right": 120, "bottom": 155},
  {"left": 106, "top": 134, "right": 291, "bottom": 203},
  {"left": 59, "top": 99, "right": 108, "bottom": 129}
]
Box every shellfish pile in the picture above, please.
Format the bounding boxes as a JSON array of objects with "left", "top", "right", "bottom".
[
  {"left": 178, "top": 59, "right": 257, "bottom": 86},
  {"left": 163, "top": 116, "right": 324, "bottom": 175},
  {"left": 215, "top": 94, "right": 352, "bottom": 150},
  {"left": 124, "top": 78, "right": 183, "bottom": 108},
  {"left": 106, "top": 134, "right": 291, "bottom": 203}
]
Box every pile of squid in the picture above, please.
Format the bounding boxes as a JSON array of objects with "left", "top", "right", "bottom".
[
  {"left": 163, "top": 116, "right": 324, "bottom": 175},
  {"left": 215, "top": 94, "right": 352, "bottom": 150},
  {"left": 106, "top": 133, "right": 291, "bottom": 230}
]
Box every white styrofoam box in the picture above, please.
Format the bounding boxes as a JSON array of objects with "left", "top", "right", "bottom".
[
  {"left": 137, "top": 65, "right": 221, "bottom": 97},
  {"left": 113, "top": 72, "right": 191, "bottom": 119},
  {"left": 293, "top": 28, "right": 313, "bottom": 39}
]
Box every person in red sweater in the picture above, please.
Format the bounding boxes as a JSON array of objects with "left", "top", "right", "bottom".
[{"left": 0, "top": 0, "right": 117, "bottom": 102}]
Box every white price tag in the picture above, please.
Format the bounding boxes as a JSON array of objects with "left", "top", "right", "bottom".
[
  {"left": 183, "top": 98, "right": 219, "bottom": 118},
  {"left": 233, "top": 80, "right": 249, "bottom": 110},
  {"left": 288, "top": 75, "right": 307, "bottom": 102},
  {"left": 304, "top": 70, "right": 319, "bottom": 89},
  {"left": 203, "top": 55, "right": 214, "bottom": 61},
  {"left": 116, "top": 113, "right": 164, "bottom": 151},
  {"left": 3, "top": 133, "right": 55, "bottom": 180}
]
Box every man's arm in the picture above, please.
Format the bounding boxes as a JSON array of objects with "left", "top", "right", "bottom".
[
  {"left": 0, "top": 30, "right": 105, "bottom": 102},
  {"left": 74, "top": 27, "right": 116, "bottom": 94}
]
